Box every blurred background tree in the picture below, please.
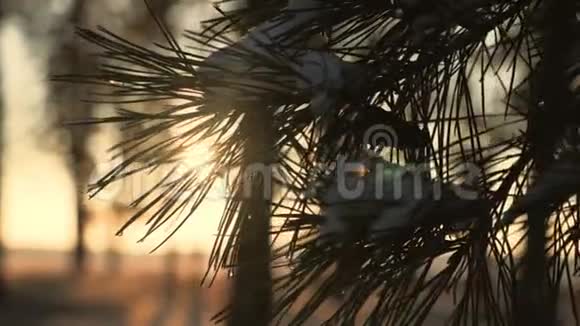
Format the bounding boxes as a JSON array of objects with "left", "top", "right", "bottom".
[
  {"left": 0, "top": 1, "right": 236, "bottom": 324},
  {"left": 48, "top": 0, "right": 95, "bottom": 274}
]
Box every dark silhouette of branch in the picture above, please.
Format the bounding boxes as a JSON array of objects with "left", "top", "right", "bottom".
[
  {"left": 515, "top": 0, "right": 578, "bottom": 325},
  {"left": 56, "top": 0, "right": 580, "bottom": 324}
]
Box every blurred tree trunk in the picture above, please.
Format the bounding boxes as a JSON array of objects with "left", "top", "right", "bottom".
[
  {"left": 68, "top": 0, "right": 92, "bottom": 275},
  {"left": 224, "top": 4, "right": 277, "bottom": 323},
  {"left": 229, "top": 109, "right": 273, "bottom": 325},
  {"left": 49, "top": 0, "right": 95, "bottom": 274},
  {"left": 515, "top": 0, "right": 576, "bottom": 325}
]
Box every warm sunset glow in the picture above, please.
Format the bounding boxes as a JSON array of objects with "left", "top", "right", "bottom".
[
  {"left": 0, "top": 18, "right": 225, "bottom": 256},
  {"left": 0, "top": 17, "right": 530, "bottom": 259},
  {"left": 1, "top": 18, "right": 77, "bottom": 252}
]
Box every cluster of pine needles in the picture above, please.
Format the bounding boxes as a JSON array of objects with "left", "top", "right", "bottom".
[{"left": 57, "top": 0, "right": 580, "bottom": 324}]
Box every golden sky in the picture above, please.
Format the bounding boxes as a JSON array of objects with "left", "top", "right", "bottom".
[{"left": 0, "top": 8, "right": 225, "bottom": 255}]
